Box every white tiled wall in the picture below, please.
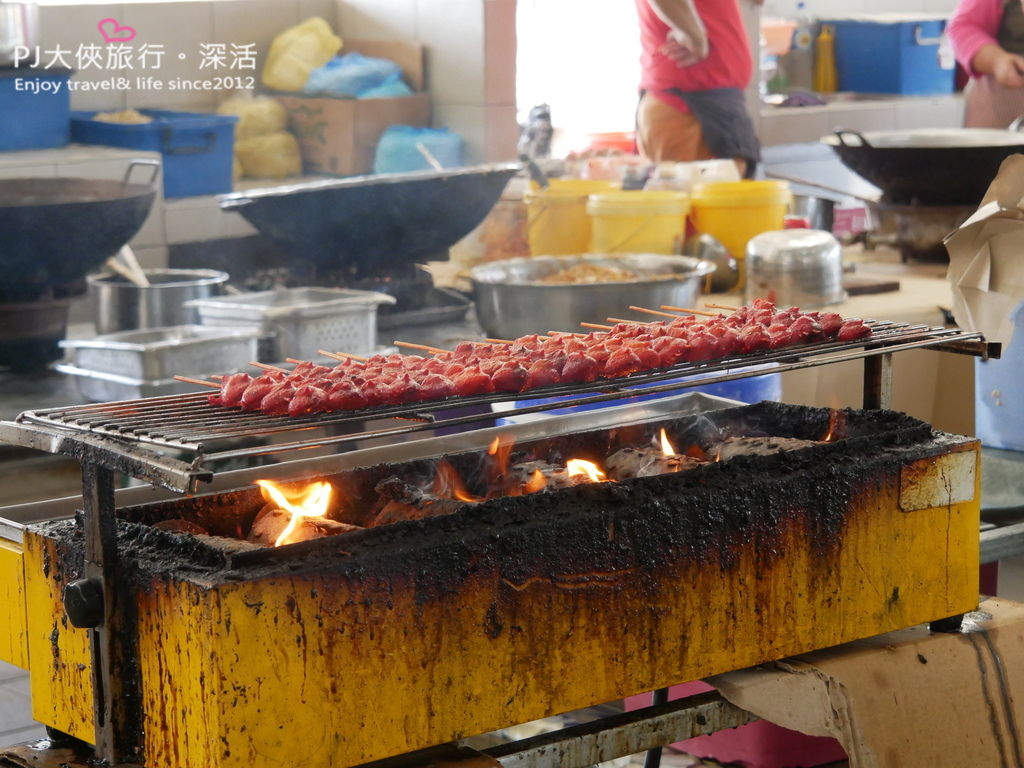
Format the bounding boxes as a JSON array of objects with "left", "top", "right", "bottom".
[
  {"left": 761, "top": 0, "right": 958, "bottom": 18},
  {"left": 335, "top": 0, "right": 519, "bottom": 163}
]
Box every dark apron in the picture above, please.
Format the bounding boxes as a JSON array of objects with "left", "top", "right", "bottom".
[{"left": 669, "top": 87, "right": 761, "bottom": 177}]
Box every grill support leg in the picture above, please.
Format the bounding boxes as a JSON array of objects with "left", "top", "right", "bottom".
[
  {"left": 863, "top": 352, "right": 893, "bottom": 410},
  {"left": 77, "top": 464, "right": 136, "bottom": 765}
]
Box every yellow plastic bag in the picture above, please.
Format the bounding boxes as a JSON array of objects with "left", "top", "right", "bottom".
[
  {"left": 217, "top": 95, "right": 288, "bottom": 140},
  {"left": 262, "top": 17, "right": 342, "bottom": 93},
  {"left": 235, "top": 132, "right": 303, "bottom": 179}
]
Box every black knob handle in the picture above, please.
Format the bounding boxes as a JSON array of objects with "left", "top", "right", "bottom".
[{"left": 63, "top": 578, "right": 104, "bottom": 629}]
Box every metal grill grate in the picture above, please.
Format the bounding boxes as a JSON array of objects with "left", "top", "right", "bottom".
[{"left": 9, "top": 321, "right": 989, "bottom": 474}]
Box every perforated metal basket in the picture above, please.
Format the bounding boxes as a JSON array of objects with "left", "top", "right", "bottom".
[{"left": 185, "top": 288, "right": 395, "bottom": 362}]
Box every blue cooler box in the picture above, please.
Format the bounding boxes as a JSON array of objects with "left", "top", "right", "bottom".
[
  {"left": 826, "top": 16, "right": 954, "bottom": 95},
  {"left": 71, "top": 109, "right": 237, "bottom": 198},
  {"left": 0, "top": 68, "right": 71, "bottom": 151}
]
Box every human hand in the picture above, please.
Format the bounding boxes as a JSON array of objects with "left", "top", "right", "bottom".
[
  {"left": 660, "top": 27, "right": 709, "bottom": 67},
  {"left": 994, "top": 51, "right": 1024, "bottom": 88}
]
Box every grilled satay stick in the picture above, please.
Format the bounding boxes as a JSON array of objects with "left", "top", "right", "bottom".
[
  {"left": 394, "top": 341, "right": 448, "bottom": 355},
  {"left": 705, "top": 302, "right": 740, "bottom": 311},
  {"left": 173, "top": 375, "right": 221, "bottom": 389},
  {"left": 581, "top": 322, "right": 614, "bottom": 331},
  {"left": 317, "top": 349, "right": 368, "bottom": 362},
  {"left": 659, "top": 305, "right": 720, "bottom": 317},
  {"left": 250, "top": 361, "right": 287, "bottom": 372},
  {"left": 485, "top": 338, "right": 515, "bottom": 344}
]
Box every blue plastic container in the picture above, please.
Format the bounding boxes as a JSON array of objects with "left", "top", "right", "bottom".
[
  {"left": 71, "top": 109, "right": 237, "bottom": 198},
  {"left": 827, "top": 17, "right": 953, "bottom": 95},
  {"left": 0, "top": 69, "right": 70, "bottom": 151},
  {"left": 976, "top": 303, "right": 1024, "bottom": 452}
]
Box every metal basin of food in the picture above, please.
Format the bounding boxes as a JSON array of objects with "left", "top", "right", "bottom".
[{"left": 470, "top": 254, "right": 714, "bottom": 339}]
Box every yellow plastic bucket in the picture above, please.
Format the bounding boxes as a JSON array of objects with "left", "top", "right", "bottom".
[
  {"left": 690, "top": 181, "right": 791, "bottom": 286},
  {"left": 524, "top": 180, "right": 617, "bottom": 256},
  {"left": 586, "top": 191, "right": 690, "bottom": 254}
]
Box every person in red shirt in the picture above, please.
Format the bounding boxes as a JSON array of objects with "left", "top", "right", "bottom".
[{"left": 635, "top": 0, "right": 762, "bottom": 176}]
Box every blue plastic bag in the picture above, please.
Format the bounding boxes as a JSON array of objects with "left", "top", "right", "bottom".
[
  {"left": 373, "top": 126, "right": 463, "bottom": 174},
  {"left": 304, "top": 52, "right": 405, "bottom": 97},
  {"left": 358, "top": 73, "right": 414, "bottom": 99}
]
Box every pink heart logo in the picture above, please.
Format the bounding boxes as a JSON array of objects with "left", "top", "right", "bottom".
[{"left": 97, "top": 18, "right": 137, "bottom": 44}]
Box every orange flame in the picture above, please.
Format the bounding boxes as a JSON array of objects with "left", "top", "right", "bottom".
[
  {"left": 566, "top": 459, "right": 607, "bottom": 483},
  {"left": 255, "top": 479, "right": 333, "bottom": 547},
  {"left": 433, "top": 460, "right": 483, "bottom": 503},
  {"left": 823, "top": 409, "right": 847, "bottom": 442},
  {"left": 487, "top": 434, "right": 516, "bottom": 493},
  {"left": 658, "top": 428, "right": 677, "bottom": 457},
  {"left": 523, "top": 469, "right": 547, "bottom": 494}
]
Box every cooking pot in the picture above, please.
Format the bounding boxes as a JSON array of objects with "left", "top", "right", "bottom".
[
  {"left": 745, "top": 229, "right": 845, "bottom": 308},
  {"left": 822, "top": 128, "right": 1024, "bottom": 206},
  {"left": 0, "top": 2, "right": 39, "bottom": 67},
  {"left": 88, "top": 269, "right": 229, "bottom": 335}
]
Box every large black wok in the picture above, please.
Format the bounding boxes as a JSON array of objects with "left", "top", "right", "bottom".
[
  {"left": 822, "top": 129, "right": 1024, "bottom": 206},
  {"left": 0, "top": 162, "right": 157, "bottom": 301},
  {"left": 219, "top": 163, "right": 521, "bottom": 276}
]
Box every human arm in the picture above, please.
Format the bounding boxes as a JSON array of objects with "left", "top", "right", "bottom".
[
  {"left": 646, "top": 0, "right": 709, "bottom": 66},
  {"left": 947, "top": 0, "right": 1010, "bottom": 79}
]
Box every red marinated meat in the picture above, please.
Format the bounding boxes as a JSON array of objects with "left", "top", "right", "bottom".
[
  {"left": 603, "top": 347, "right": 642, "bottom": 377},
  {"left": 818, "top": 313, "right": 844, "bottom": 336},
  {"left": 686, "top": 333, "right": 719, "bottom": 362},
  {"left": 837, "top": 320, "right": 871, "bottom": 341},
  {"left": 737, "top": 326, "right": 771, "bottom": 354},
  {"left": 524, "top": 359, "right": 562, "bottom": 389},
  {"left": 452, "top": 368, "right": 492, "bottom": 396},
  {"left": 240, "top": 377, "right": 276, "bottom": 411},
  {"left": 625, "top": 342, "right": 661, "bottom": 370},
  {"left": 326, "top": 381, "right": 369, "bottom": 411},
  {"left": 561, "top": 354, "right": 600, "bottom": 383},
  {"left": 491, "top": 363, "right": 529, "bottom": 392},
  {"left": 260, "top": 385, "right": 295, "bottom": 415},
  {"left": 787, "top": 315, "right": 822, "bottom": 343},
  {"left": 288, "top": 385, "right": 328, "bottom": 417},
  {"left": 216, "top": 372, "right": 252, "bottom": 406},
  {"left": 379, "top": 374, "right": 421, "bottom": 405},
  {"left": 656, "top": 338, "right": 689, "bottom": 367},
  {"left": 417, "top": 373, "right": 456, "bottom": 400}
]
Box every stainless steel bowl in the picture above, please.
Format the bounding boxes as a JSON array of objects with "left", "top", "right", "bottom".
[
  {"left": 470, "top": 254, "right": 715, "bottom": 339},
  {"left": 0, "top": 2, "right": 39, "bottom": 67},
  {"left": 744, "top": 230, "right": 845, "bottom": 308},
  {"left": 88, "top": 269, "right": 229, "bottom": 335}
]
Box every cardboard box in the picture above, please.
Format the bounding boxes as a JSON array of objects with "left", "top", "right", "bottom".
[
  {"left": 706, "top": 597, "right": 1024, "bottom": 768},
  {"left": 276, "top": 40, "right": 431, "bottom": 176}
]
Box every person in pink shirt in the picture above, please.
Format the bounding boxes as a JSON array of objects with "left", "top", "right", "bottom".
[{"left": 948, "top": 0, "right": 1024, "bottom": 127}]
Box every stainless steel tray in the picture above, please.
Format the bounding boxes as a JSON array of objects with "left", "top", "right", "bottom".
[
  {"left": 60, "top": 325, "right": 259, "bottom": 380},
  {"left": 54, "top": 363, "right": 216, "bottom": 403}
]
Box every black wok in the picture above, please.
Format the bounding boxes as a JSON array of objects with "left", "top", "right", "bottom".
[
  {"left": 0, "top": 161, "right": 158, "bottom": 301},
  {"left": 219, "top": 163, "right": 521, "bottom": 277},
  {"left": 822, "top": 129, "right": 1024, "bottom": 206}
]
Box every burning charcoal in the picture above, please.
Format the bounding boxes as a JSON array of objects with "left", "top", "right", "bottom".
[
  {"left": 153, "top": 519, "right": 210, "bottom": 535},
  {"left": 248, "top": 503, "right": 361, "bottom": 547},
  {"left": 605, "top": 447, "right": 705, "bottom": 480},
  {"left": 714, "top": 436, "right": 820, "bottom": 461},
  {"left": 508, "top": 460, "right": 593, "bottom": 491},
  {"left": 370, "top": 476, "right": 470, "bottom": 526}
]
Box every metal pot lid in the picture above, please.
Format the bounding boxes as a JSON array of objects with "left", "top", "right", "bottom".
[
  {"left": 822, "top": 128, "right": 1024, "bottom": 149},
  {"left": 747, "top": 229, "right": 840, "bottom": 257}
]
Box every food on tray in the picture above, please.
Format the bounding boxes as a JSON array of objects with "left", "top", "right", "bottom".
[
  {"left": 92, "top": 109, "right": 152, "bottom": 124},
  {"left": 538, "top": 263, "right": 675, "bottom": 284},
  {"left": 204, "top": 300, "right": 872, "bottom": 417}
]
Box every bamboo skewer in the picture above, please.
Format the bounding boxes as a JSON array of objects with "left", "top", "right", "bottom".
[
  {"left": 627, "top": 306, "right": 684, "bottom": 320},
  {"left": 547, "top": 331, "right": 586, "bottom": 337},
  {"left": 659, "top": 305, "right": 720, "bottom": 317},
  {"left": 609, "top": 316, "right": 656, "bottom": 325},
  {"left": 394, "top": 341, "right": 449, "bottom": 355},
  {"left": 250, "top": 362, "right": 287, "bottom": 372},
  {"left": 704, "top": 302, "right": 740, "bottom": 311},
  {"left": 485, "top": 338, "right": 516, "bottom": 344},
  {"left": 581, "top": 322, "right": 613, "bottom": 331},
  {"left": 174, "top": 375, "right": 221, "bottom": 389},
  {"left": 318, "top": 349, "right": 368, "bottom": 362}
]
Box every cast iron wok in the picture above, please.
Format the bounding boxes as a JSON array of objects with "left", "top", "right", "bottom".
[{"left": 822, "top": 128, "right": 1024, "bottom": 206}]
